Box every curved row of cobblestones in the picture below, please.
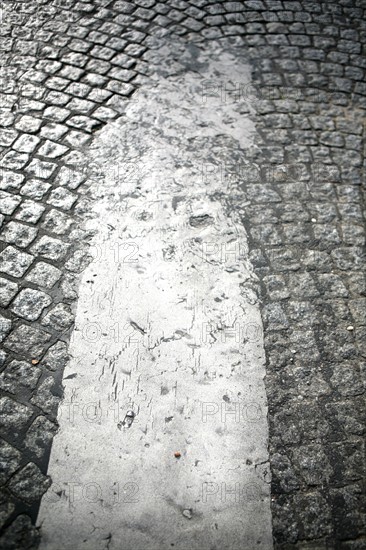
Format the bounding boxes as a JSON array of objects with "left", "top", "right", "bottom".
[{"left": 0, "top": 0, "right": 365, "bottom": 548}]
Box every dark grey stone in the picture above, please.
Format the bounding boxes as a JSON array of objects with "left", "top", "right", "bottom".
[
  {"left": 10, "top": 288, "right": 52, "bottom": 321},
  {"left": 4, "top": 324, "right": 51, "bottom": 357},
  {"left": 8, "top": 462, "right": 51, "bottom": 502}
]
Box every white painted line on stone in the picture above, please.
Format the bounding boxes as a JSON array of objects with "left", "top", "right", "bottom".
[{"left": 37, "top": 42, "right": 273, "bottom": 550}]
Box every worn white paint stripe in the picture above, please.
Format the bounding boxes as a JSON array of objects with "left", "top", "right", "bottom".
[{"left": 38, "top": 42, "right": 273, "bottom": 550}]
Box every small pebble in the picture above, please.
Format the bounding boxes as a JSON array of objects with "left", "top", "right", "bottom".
[
  {"left": 183, "top": 509, "right": 192, "bottom": 519},
  {"left": 347, "top": 326, "right": 354, "bottom": 331}
]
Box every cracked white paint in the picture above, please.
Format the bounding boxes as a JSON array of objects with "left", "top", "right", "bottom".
[{"left": 38, "top": 41, "right": 273, "bottom": 550}]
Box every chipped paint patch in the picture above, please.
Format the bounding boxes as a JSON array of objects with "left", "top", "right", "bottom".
[{"left": 37, "top": 41, "right": 273, "bottom": 550}]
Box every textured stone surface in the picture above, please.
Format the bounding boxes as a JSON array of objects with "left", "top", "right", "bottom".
[
  {"left": 0, "top": 193, "right": 21, "bottom": 216},
  {"left": 0, "top": 360, "right": 41, "bottom": 393},
  {"left": 1, "top": 222, "right": 38, "bottom": 248},
  {"left": 0, "top": 514, "right": 40, "bottom": 550},
  {"left": 14, "top": 201, "right": 45, "bottom": 224},
  {"left": 0, "top": 440, "right": 21, "bottom": 486},
  {"left": 30, "top": 236, "right": 70, "bottom": 261},
  {"left": 0, "top": 280, "right": 19, "bottom": 308},
  {"left": 24, "top": 417, "right": 58, "bottom": 460},
  {"left": 10, "top": 289, "right": 52, "bottom": 322},
  {"left": 0, "top": 0, "right": 364, "bottom": 547},
  {"left": 0, "top": 316, "right": 12, "bottom": 344},
  {"left": 0, "top": 398, "right": 33, "bottom": 434},
  {"left": 4, "top": 325, "right": 51, "bottom": 358},
  {"left": 24, "top": 262, "right": 62, "bottom": 289},
  {"left": 41, "top": 303, "right": 74, "bottom": 332},
  {"left": 42, "top": 341, "right": 69, "bottom": 372},
  {"left": 8, "top": 463, "right": 51, "bottom": 503},
  {"left": 0, "top": 247, "right": 34, "bottom": 278},
  {"left": 30, "top": 377, "right": 61, "bottom": 418}
]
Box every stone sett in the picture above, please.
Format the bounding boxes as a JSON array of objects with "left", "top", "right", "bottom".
[
  {"left": 0, "top": 439, "right": 21, "bottom": 486},
  {"left": 12, "top": 134, "right": 40, "bottom": 153},
  {"left": 0, "top": 397, "right": 33, "bottom": 434},
  {"left": 0, "top": 171, "right": 25, "bottom": 192},
  {"left": 42, "top": 340, "right": 69, "bottom": 372},
  {"left": 41, "top": 303, "right": 74, "bottom": 332},
  {"left": 0, "top": 315, "right": 12, "bottom": 344},
  {"left": 30, "top": 235, "right": 70, "bottom": 261},
  {"left": 24, "top": 416, "right": 58, "bottom": 459},
  {"left": 47, "top": 188, "right": 77, "bottom": 210},
  {"left": 10, "top": 288, "right": 52, "bottom": 322},
  {"left": 0, "top": 191, "right": 21, "bottom": 215},
  {"left": 0, "top": 279, "right": 19, "bottom": 307},
  {"left": 0, "top": 359, "right": 41, "bottom": 393},
  {"left": 14, "top": 200, "right": 45, "bottom": 224},
  {"left": 14, "top": 115, "right": 43, "bottom": 133},
  {"left": 25, "top": 261, "right": 62, "bottom": 289},
  {"left": 1, "top": 222, "right": 38, "bottom": 248},
  {"left": 0, "top": 246, "right": 34, "bottom": 278},
  {"left": 4, "top": 324, "right": 51, "bottom": 357},
  {"left": 25, "top": 158, "right": 57, "bottom": 179},
  {"left": 30, "top": 377, "right": 61, "bottom": 417},
  {"left": 8, "top": 462, "right": 51, "bottom": 503},
  {"left": 20, "top": 178, "right": 51, "bottom": 200}
]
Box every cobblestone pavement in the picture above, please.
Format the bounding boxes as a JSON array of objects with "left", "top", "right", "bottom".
[{"left": 0, "top": 0, "right": 365, "bottom": 549}]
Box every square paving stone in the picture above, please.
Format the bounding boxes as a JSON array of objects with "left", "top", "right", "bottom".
[
  {"left": 0, "top": 315, "right": 12, "bottom": 343},
  {"left": 0, "top": 360, "right": 41, "bottom": 393},
  {"left": 10, "top": 288, "right": 52, "bottom": 321},
  {"left": 40, "top": 123, "right": 68, "bottom": 140},
  {"left": 42, "top": 340, "right": 69, "bottom": 372},
  {"left": 0, "top": 171, "right": 25, "bottom": 191},
  {"left": 37, "top": 140, "right": 69, "bottom": 158},
  {"left": 47, "top": 188, "right": 77, "bottom": 210},
  {"left": 67, "top": 97, "right": 95, "bottom": 113},
  {"left": 15, "top": 115, "right": 43, "bottom": 133},
  {"left": 25, "top": 158, "right": 57, "bottom": 179},
  {"left": 15, "top": 200, "right": 45, "bottom": 223},
  {"left": 1, "top": 221, "right": 38, "bottom": 247},
  {"left": 24, "top": 416, "right": 57, "bottom": 458},
  {"left": 4, "top": 324, "right": 51, "bottom": 357},
  {"left": 0, "top": 439, "right": 21, "bottom": 485},
  {"left": 12, "top": 134, "right": 40, "bottom": 153},
  {"left": 25, "top": 261, "right": 62, "bottom": 289},
  {"left": 8, "top": 462, "right": 50, "bottom": 502},
  {"left": 66, "top": 115, "right": 101, "bottom": 132},
  {"left": 0, "top": 397, "right": 33, "bottom": 439},
  {"left": 0, "top": 278, "right": 19, "bottom": 307},
  {"left": 62, "top": 130, "right": 92, "bottom": 149},
  {"left": 30, "top": 376, "right": 60, "bottom": 416},
  {"left": 43, "top": 106, "right": 71, "bottom": 122},
  {"left": 0, "top": 129, "right": 18, "bottom": 147},
  {"left": 0, "top": 246, "right": 34, "bottom": 277},
  {"left": 42, "top": 209, "right": 73, "bottom": 235},
  {"left": 30, "top": 235, "right": 70, "bottom": 261},
  {"left": 41, "top": 303, "right": 74, "bottom": 331},
  {"left": 0, "top": 191, "right": 21, "bottom": 215},
  {"left": 20, "top": 178, "right": 51, "bottom": 200},
  {"left": 53, "top": 165, "right": 85, "bottom": 189}
]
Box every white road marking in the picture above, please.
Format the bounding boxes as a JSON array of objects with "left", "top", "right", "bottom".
[{"left": 37, "top": 42, "right": 273, "bottom": 550}]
